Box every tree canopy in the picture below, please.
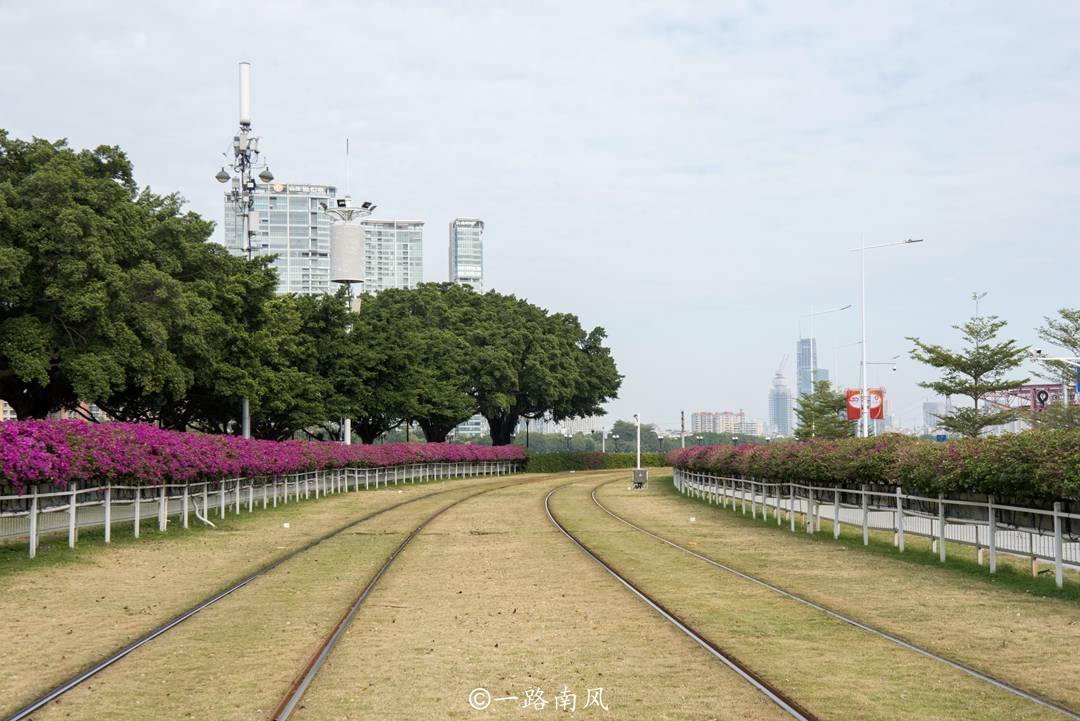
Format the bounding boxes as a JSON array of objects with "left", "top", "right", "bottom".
[
  {"left": 908, "top": 315, "right": 1028, "bottom": 437},
  {"left": 0, "top": 132, "right": 621, "bottom": 443},
  {"left": 794, "top": 380, "right": 854, "bottom": 440}
]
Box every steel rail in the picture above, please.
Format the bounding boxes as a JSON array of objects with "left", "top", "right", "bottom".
[
  {"left": 544, "top": 486, "right": 819, "bottom": 721},
  {"left": 591, "top": 482, "right": 1080, "bottom": 721},
  {"left": 3, "top": 476, "right": 516, "bottom": 721},
  {"left": 271, "top": 476, "right": 540, "bottom": 720}
]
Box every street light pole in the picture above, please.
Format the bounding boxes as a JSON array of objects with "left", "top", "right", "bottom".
[
  {"left": 634, "top": 414, "right": 641, "bottom": 470},
  {"left": 851, "top": 238, "right": 923, "bottom": 437}
]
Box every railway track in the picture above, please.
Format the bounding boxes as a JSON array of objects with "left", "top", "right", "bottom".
[
  {"left": 4, "top": 475, "right": 529, "bottom": 721},
  {"left": 590, "top": 480, "right": 1080, "bottom": 721},
  {"left": 269, "top": 476, "right": 536, "bottom": 720},
  {"left": 544, "top": 484, "right": 820, "bottom": 721}
]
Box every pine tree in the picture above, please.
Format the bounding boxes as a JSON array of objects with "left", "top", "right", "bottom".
[
  {"left": 908, "top": 315, "right": 1028, "bottom": 437},
  {"left": 794, "top": 380, "right": 855, "bottom": 440}
]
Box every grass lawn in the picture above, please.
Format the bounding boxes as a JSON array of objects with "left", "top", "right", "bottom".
[
  {"left": 293, "top": 471, "right": 793, "bottom": 721},
  {"left": 591, "top": 475, "right": 1080, "bottom": 716},
  {"left": 0, "top": 474, "right": 516, "bottom": 716}
]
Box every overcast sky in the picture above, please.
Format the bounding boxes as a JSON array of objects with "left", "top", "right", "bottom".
[{"left": 3, "top": 1, "right": 1079, "bottom": 430}]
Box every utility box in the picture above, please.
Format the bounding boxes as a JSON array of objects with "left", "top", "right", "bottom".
[{"left": 632, "top": 468, "right": 649, "bottom": 489}]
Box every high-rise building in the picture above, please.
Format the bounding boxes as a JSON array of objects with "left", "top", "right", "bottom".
[
  {"left": 361, "top": 220, "right": 424, "bottom": 293},
  {"left": 796, "top": 338, "right": 815, "bottom": 397},
  {"left": 223, "top": 182, "right": 337, "bottom": 296},
  {"left": 690, "top": 410, "right": 763, "bottom": 435},
  {"left": 795, "top": 338, "right": 830, "bottom": 397},
  {"left": 769, "top": 371, "right": 794, "bottom": 437},
  {"left": 449, "top": 218, "right": 483, "bottom": 291}
]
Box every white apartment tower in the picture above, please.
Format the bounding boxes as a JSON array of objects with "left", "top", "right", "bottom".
[
  {"left": 223, "top": 182, "right": 337, "bottom": 295},
  {"left": 361, "top": 220, "right": 424, "bottom": 293},
  {"left": 449, "top": 218, "right": 483, "bottom": 291}
]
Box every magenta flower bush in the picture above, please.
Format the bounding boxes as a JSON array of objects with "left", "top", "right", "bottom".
[
  {"left": 666, "top": 431, "right": 1080, "bottom": 502},
  {"left": 0, "top": 420, "right": 526, "bottom": 494}
]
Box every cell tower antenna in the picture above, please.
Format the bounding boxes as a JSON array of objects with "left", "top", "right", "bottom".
[{"left": 345, "top": 137, "right": 350, "bottom": 195}]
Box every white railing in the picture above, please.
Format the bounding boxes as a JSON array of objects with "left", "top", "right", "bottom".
[
  {"left": 0, "top": 461, "right": 521, "bottom": 558},
  {"left": 672, "top": 468, "right": 1079, "bottom": 589}
]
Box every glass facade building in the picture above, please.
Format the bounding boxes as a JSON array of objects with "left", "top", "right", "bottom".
[
  {"left": 361, "top": 220, "right": 424, "bottom": 293},
  {"left": 449, "top": 218, "right": 483, "bottom": 291},
  {"left": 769, "top": 371, "right": 794, "bottom": 437},
  {"left": 223, "top": 182, "right": 337, "bottom": 296}
]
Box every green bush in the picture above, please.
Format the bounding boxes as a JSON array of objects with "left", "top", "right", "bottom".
[
  {"left": 668, "top": 431, "right": 1080, "bottom": 502},
  {"left": 525, "top": 451, "right": 668, "bottom": 473}
]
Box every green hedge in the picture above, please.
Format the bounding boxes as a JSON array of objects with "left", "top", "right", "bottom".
[
  {"left": 668, "top": 431, "right": 1080, "bottom": 503},
  {"left": 525, "top": 451, "right": 668, "bottom": 473}
]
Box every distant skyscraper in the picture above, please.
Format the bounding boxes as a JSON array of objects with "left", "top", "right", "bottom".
[
  {"left": 449, "top": 218, "right": 483, "bottom": 291},
  {"left": 223, "top": 182, "right": 336, "bottom": 295},
  {"left": 796, "top": 338, "right": 816, "bottom": 397},
  {"left": 769, "top": 371, "right": 794, "bottom": 437},
  {"left": 361, "top": 220, "right": 424, "bottom": 293}
]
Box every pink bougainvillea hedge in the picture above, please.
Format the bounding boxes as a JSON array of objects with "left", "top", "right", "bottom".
[
  {"left": 667, "top": 432, "right": 1080, "bottom": 502},
  {"left": 0, "top": 420, "right": 526, "bottom": 494}
]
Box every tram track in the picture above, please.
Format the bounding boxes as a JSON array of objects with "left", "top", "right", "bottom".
[
  {"left": 544, "top": 484, "right": 821, "bottom": 721},
  {"left": 269, "top": 476, "right": 538, "bottom": 720},
  {"left": 590, "top": 479, "right": 1080, "bottom": 721},
  {"left": 3, "top": 475, "right": 531, "bottom": 721}
]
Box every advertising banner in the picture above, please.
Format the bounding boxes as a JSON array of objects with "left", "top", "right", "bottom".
[{"left": 846, "top": 388, "right": 885, "bottom": 420}]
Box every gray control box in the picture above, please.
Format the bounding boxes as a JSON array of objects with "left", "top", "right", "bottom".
[{"left": 632, "top": 468, "right": 649, "bottom": 489}]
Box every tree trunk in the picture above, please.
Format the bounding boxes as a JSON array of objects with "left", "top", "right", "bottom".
[
  {"left": 3, "top": 387, "right": 55, "bottom": 419},
  {"left": 417, "top": 419, "right": 454, "bottom": 443},
  {"left": 486, "top": 413, "right": 519, "bottom": 446}
]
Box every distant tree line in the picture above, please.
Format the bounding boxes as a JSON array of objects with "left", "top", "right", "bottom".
[{"left": 0, "top": 131, "right": 621, "bottom": 443}]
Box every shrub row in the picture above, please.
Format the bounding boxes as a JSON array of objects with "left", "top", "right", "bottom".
[
  {"left": 667, "top": 431, "right": 1080, "bottom": 503},
  {"left": 525, "top": 451, "right": 667, "bottom": 473},
  {"left": 0, "top": 420, "right": 526, "bottom": 494}
]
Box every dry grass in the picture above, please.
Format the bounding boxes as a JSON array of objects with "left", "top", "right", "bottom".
[
  {"left": 23, "top": 477, "right": 538, "bottom": 721},
  {"left": 293, "top": 472, "right": 793, "bottom": 721},
  {"left": 586, "top": 477, "right": 1080, "bottom": 719},
  {"left": 0, "top": 474, "right": 515, "bottom": 716}
]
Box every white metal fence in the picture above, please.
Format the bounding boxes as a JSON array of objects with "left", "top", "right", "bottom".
[
  {"left": 672, "top": 468, "right": 1079, "bottom": 589},
  {"left": 0, "top": 461, "right": 521, "bottom": 558}
]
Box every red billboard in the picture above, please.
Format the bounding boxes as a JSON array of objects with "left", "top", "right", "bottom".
[{"left": 846, "top": 388, "right": 885, "bottom": 420}]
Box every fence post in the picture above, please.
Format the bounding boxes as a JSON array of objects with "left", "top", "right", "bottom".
[
  {"left": 776, "top": 485, "right": 782, "bottom": 526},
  {"left": 104, "top": 484, "right": 112, "bottom": 543},
  {"left": 365, "top": 469, "right": 370, "bottom": 490},
  {"left": 314, "top": 472, "right": 320, "bottom": 499},
  {"left": 235, "top": 479, "right": 241, "bottom": 515},
  {"left": 750, "top": 481, "right": 757, "bottom": 518},
  {"left": 158, "top": 484, "right": 167, "bottom": 533},
  {"left": 861, "top": 485, "right": 869, "bottom": 545},
  {"left": 262, "top": 480, "right": 267, "bottom": 510},
  {"left": 68, "top": 482, "right": 78, "bottom": 548},
  {"left": 202, "top": 484, "right": 209, "bottom": 519},
  {"left": 219, "top": 482, "right": 226, "bottom": 519},
  {"left": 29, "top": 485, "right": 39, "bottom": 558},
  {"left": 988, "top": 495, "right": 997, "bottom": 574},
  {"left": 1054, "top": 502, "right": 1064, "bottom": 589},
  {"left": 248, "top": 484, "right": 254, "bottom": 513},
  {"left": 134, "top": 489, "right": 141, "bottom": 539},
  {"left": 182, "top": 484, "right": 190, "bottom": 529},
  {"left": 805, "top": 488, "right": 814, "bottom": 534},
  {"left": 789, "top": 483, "right": 795, "bottom": 532},
  {"left": 833, "top": 488, "right": 841, "bottom": 540},
  {"left": 937, "top": 494, "right": 946, "bottom": 562},
  {"left": 895, "top": 487, "right": 905, "bottom": 553}
]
